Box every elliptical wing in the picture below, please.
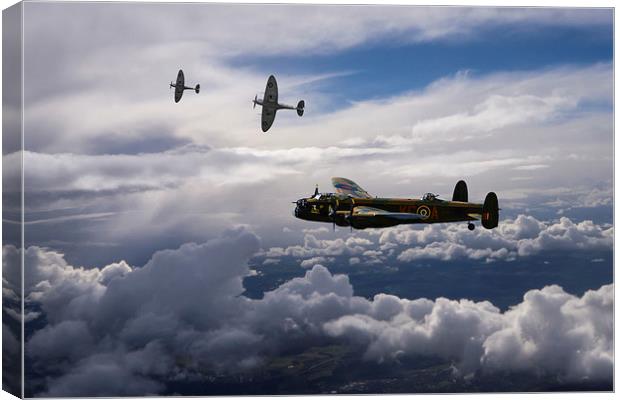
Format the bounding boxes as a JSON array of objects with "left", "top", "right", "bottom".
[
  {"left": 263, "top": 75, "right": 278, "bottom": 105},
  {"left": 174, "top": 70, "right": 185, "bottom": 103},
  {"left": 261, "top": 108, "right": 277, "bottom": 132}
]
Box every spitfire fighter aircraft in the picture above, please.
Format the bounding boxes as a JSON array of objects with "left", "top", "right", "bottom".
[
  {"left": 170, "top": 69, "right": 200, "bottom": 103},
  {"left": 253, "top": 75, "right": 305, "bottom": 132},
  {"left": 294, "top": 177, "right": 499, "bottom": 231}
]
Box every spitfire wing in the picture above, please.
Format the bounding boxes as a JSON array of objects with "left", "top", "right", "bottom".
[
  {"left": 174, "top": 70, "right": 185, "bottom": 103},
  {"left": 331, "top": 177, "right": 372, "bottom": 199},
  {"left": 261, "top": 107, "right": 277, "bottom": 132},
  {"left": 263, "top": 75, "right": 278, "bottom": 104},
  {"left": 174, "top": 87, "right": 184, "bottom": 103},
  {"left": 352, "top": 206, "right": 426, "bottom": 221}
]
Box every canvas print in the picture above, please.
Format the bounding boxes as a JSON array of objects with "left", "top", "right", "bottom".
[{"left": 2, "top": 1, "right": 614, "bottom": 397}]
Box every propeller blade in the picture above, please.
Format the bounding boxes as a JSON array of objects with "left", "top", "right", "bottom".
[
  {"left": 347, "top": 203, "right": 355, "bottom": 232},
  {"left": 329, "top": 197, "right": 339, "bottom": 232}
]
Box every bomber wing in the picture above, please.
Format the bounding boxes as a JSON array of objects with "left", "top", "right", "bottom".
[
  {"left": 331, "top": 177, "right": 372, "bottom": 199},
  {"left": 353, "top": 206, "right": 426, "bottom": 220}
]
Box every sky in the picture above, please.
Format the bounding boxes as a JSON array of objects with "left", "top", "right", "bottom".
[{"left": 1, "top": 2, "right": 614, "bottom": 397}]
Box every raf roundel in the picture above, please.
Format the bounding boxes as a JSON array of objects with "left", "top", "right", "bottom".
[{"left": 416, "top": 205, "right": 431, "bottom": 219}]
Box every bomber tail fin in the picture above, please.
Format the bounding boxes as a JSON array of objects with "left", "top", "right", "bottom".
[
  {"left": 452, "top": 180, "right": 468, "bottom": 202},
  {"left": 481, "top": 192, "right": 499, "bottom": 229},
  {"left": 195, "top": 84, "right": 200, "bottom": 94}
]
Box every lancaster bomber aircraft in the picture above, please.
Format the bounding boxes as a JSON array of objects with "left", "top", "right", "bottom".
[
  {"left": 253, "top": 75, "right": 305, "bottom": 132},
  {"left": 170, "top": 69, "right": 200, "bottom": 103},
  {"left": 294, "top": 177, "right": 499, "bottom": 231}
]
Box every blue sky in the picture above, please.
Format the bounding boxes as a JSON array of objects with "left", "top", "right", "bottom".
[{"left": 227, "top": 17, "right": 613, "bottom": 112}]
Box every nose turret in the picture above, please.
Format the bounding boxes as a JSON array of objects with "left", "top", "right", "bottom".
[{"left": 294, "top": 197, "right": 313, "bottom": 218}]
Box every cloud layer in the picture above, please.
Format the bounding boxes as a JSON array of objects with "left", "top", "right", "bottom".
[
  {"left": 260, "top": 214, "right": 613, "bottom": 267},
  {"left": 13, "top": 228, "right": 612, "bottom": 396},
  {"left": 14, "top": 63, "right": 611, "bottom": 264}
]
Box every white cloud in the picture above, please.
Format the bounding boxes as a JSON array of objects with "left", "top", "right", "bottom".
[
  {"left": 262, "top": 215, "right": 611, "bottom": 265},
  {"left": 325, "top": 283, "right": 613, "bottom": 382},
  {"left": 262, "top": 234, "right": 372, "bottom": 258},
  {"left": 481, "top": 284, "right": 613, "bottom": 381},
  {"left": 300, "top": 256, "right": 333, "bottom": 268},
  {"left": 377, "top": 215, "right": 612, "bottom": 263},
  {"left": 15, "top": 232, "right": 612, "bottom": 396},
  {"left": 10, "top": 62, "right": 611, "bottom": 261},
  {"left": 516, "top": 217, "right": 613, "bottom": 256},
  {"left": 25, "top": 5, "right": 610, "bottom": 70}
]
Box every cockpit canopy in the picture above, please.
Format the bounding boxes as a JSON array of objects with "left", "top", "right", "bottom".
[{"left": 422, "top": 193, "right": 439, "bottom": 201}]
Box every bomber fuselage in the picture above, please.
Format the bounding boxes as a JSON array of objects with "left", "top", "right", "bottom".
[{"left": 294, "top": 193, "right": 483, "bottom": 229}]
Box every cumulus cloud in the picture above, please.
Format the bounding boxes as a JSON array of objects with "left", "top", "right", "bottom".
[
  {"left": 299, "top": 256, "right": 334, "bottom": 268},
  {"left": 12, "top": 62, "right": 611, "bottom": 262},
  {"left": 8, "top": 0, "right": 610, "bottom": 272},
  {"left": 481, "top": 284, "right": 613, "bottom": 381},
  {"left": 9, "top": 59, "right": 611, "bottom": 269},
  {"left": 23, "top": 228, "right": 261, "bottom": 395},
  {"left": 17, "top": 228, "right": 612, "bottom": 395},
  {"left": 325, "top": 283, "right": 613, "bottom": 382},
  {"left": 261, "top": 215, "right": 612, "bottom": 265},
  {"left": 262, "top": 234, "right": 374, "bottom": 259}
]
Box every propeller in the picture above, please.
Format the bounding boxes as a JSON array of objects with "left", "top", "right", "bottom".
[
  {"left": 346, "top": 200, "right": 355, "bottom": 232},
  {"left": 253, "top": 94, "right": 258, "bottom": 109},
  {"left": 329, "top": 197, "right": 339, "bottom": 232}
]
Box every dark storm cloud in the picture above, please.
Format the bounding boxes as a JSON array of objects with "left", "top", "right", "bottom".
[
  {"left": 3, "top": 2, "right": 23, "bottom": 155},
  {"left": 16, "top": 228, "right": 612, "bottom": 396}
]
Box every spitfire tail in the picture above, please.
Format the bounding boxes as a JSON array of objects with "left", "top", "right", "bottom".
[
  {"left": 195, "top": 84, "right": 200, "bottom": 94},
  {"left": 297, "top": 100, "right": 305, "bottom": 116},
  {"left": 452, "top": 180, "right": 468, "bottom": 202},
  {"left": 481, "top": 192, "right": 499, "bottom": 229}
]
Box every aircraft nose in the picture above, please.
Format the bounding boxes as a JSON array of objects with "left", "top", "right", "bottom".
[{"left": 293, "top": 199, "right": 305, "bottom": 218}]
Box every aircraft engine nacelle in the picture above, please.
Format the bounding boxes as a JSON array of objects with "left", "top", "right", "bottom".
[
  {"left": 297, "top": 100, "right": 305, "bottom": 117},
  {"left": 481, "top": 192, "right": 499, "bottom": 229}
]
